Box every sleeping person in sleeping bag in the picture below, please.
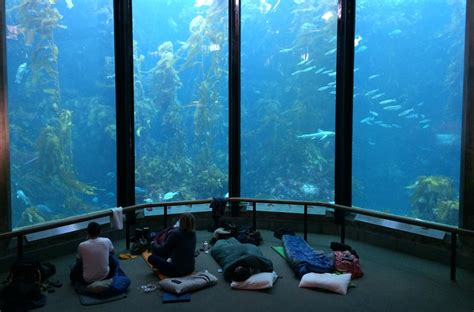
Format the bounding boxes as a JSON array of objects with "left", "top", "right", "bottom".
[{"left": 210, "top": 237, "right": 273, "bottom": 281}]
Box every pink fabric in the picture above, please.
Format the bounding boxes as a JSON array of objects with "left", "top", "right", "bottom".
[{"left": 334, "top": 250, "right": 364, "bottom": 279}]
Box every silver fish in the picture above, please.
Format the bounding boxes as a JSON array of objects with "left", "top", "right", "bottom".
[{"left": 379, "top": 99, "right": 397, "bottom": 105}]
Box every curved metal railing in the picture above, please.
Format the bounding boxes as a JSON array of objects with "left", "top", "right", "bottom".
[{"left": 0, "top": 197, "right": 473, "bottom": 280}]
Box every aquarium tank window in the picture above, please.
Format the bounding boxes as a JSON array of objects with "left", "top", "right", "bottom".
[
  {"left": 352, "top": 0, "right": 465, "bottom": 225},
  {"left": 241, "top": 0, "right": 337, "bottom": 203},
  {"left": 132, "top": 0, "right": 229, "bottom": 209},
  {"left": 6, "top": 0, "right": 117, "bottom": 228}
]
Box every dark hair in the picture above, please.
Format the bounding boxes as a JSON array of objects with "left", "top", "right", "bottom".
[
  {"left": 87, "top": 222, "right": 101, "bottom": 237},
  {"left": 231, "top": 266, "right": 251, "bottom": 282},
  {"left": 179, "top": 213, "right": 195, "bottom": 233}
]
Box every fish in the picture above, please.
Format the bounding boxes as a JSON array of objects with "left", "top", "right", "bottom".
[
  {"left": 379, "top": 123, "right": 392, "bottom": 128},
  {"left": 436, "top": 134, "right": 459, "bottom": 146},
  {"left": 15, "top": 63, "right": 27, "bottom": 84},
  {"left": 321, "top": 11, "right": 334, "bottom": 22},
  {"left": 383, "top": 105, "right": 402, "bottom": 111},
  {"left": 391, "top": 124, "right": 401, "bottom": 128},
  {"left": 404, "top": 113, "right": 418, "bottom": 119},
  {"left": 365, "top": 89, "right": 379, "bottom": 96},
  {"left": 144, "top": 198, "right": 153, "bottom": 203},
  {"left": 163, "top": 191, "right": 179, "bottom": 200},
  {"left": 315, "top": 67, "right": 325, "bottom": 74},
  {"left": 398, "top": 108, "right": 414, "bottom": 117},
  {"left": 318, "top": 86, "right": 331, "bottom": 91},
  {"left": 16, "top": 190, "right": 31, "bottom": 206},
  {"left": 419, "top": 119, "right": 431, "bottom": 124},
  {"left": 6, "top": 25, "right": 20, "bottom": 40},
  {"left": 360, "top": 116, "right": 374, "bottom": 124},
  {"left": 379, "top": 99, "right": 397, "bottom": 105},
  {"left": 297, "top": 58, "right": 310, "bottom": 66},
  {"left": 136, "top": 126, "right": 145, "bottom": 137},
  {"left": 369, "top": 111, "right": 379, "bottom": 116},
  {"left": 296, "top": 129, "right": 335, "bottom": 141},
  {"left": 291, "top": 66, "right": 316, "bottom": 76},
  {"left": 322, "top": 70, "right": 332, "bottom": 74},
  {"left": 354, "top": 35, "right": 362, "bottom": 47},
  {"left": 388, "top": 29, "right": 402, "bottom": 36},
  {"left": 279, "top": 48, "right": 293, "bottom": 53},
  {"left": 65, "top": 0, "right": 74, "bottom": 9},
  {"left": 324, "top": 48, "right": 337, "bottom": 55},
  {"left": 355, "top": 45, "right": 367, "bottom": 53},
  {"left": 422, "top": 124, "right": 430, "bottom": 129},
  {"left": 328, "top": 71, "right": 337, "bottom": 77},
  {"left": 371, "top": 93, "right": 385, "bottom": 99},
  {"left": 368, "top": 74, "right": 380, "bottom": 80},
  {"left": 135, "top": 186, "right": 146, "bottom": 194},
  {"left": 195, "top": 0, "right": 214, "bottom": 7},
  {"left": 43, "top": 88, "right": 57, "bottom": 95},
  {"left": 36, "top": 204, "right": 53, "bottom": 214}
]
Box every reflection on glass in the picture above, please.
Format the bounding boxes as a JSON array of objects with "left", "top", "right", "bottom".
[
  {"left": 242, "top": 0, "right": 337, "bottom": 203},
  {"left": 6, "top": 0, "right": 117, "bottom": 228},
  {"left": 352, "top": 1, "right": 465, "bottom": 225},
  {"left": 133, "top": 1, "right": 229, "bottom": 205}
]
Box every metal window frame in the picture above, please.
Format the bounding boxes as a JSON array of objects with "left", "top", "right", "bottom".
[
  {"left": 0, "top": 0, "right": 472, "bottom": 239},
  {"left": 113, "top": 0, "right": 136, "bottom": 249},
  {"left": 0, "top": 0, "right": 11, "bottom": 236},
  {"left": 460, "top": 0, "right": 474, "bottom": 230}
]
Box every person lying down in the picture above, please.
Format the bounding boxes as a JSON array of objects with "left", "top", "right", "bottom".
[{"left": 210, "top": 237, "right": 273, "bottom": 281}]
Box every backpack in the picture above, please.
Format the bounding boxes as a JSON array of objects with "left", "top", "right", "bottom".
[
  {"left": 2, "top": 257, "right": 46, "bottom": 309},
  {"left": 334, "top": 250, "right": 364, "bottom": 279}
]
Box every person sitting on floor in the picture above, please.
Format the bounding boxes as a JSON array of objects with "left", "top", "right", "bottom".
[
  {"left": 70, "top": 221, "right": 118, "bottom": 284},
  {"left": 147, "top": 213, "right": 196, "bottom": 277}
]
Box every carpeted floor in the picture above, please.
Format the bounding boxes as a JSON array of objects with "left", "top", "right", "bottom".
[{"left": 8, "top": 230, "right": 474, "bottom": 312}]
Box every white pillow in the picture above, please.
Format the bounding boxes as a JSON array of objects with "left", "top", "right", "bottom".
[
  {"left": 159, "top": 270, "right": 217, "bottom": 294},
  {"left": 231, "top": 271, "right": 278, "bottom": 290},
  {"left": 85, "top": 278, "right": 113, "bottom": 294},
  {"left": 298, "top": 273, "right": 351, "bottom": 295}
]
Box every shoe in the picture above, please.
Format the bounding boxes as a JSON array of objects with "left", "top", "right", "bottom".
[
  {"left": 48, "top": 279, "right": 63, "bottom": 288},
  {"left": 119, "top": 252, "right": 137, "bottom": 260}
]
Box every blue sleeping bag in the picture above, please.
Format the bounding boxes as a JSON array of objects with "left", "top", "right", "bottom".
[{"left": 282, "top": 235, "right": 334, "bottom": 278}]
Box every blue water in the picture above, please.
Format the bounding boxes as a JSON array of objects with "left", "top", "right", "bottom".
[{"left": 5, "top": 0, "right": 464, "bottom": 228}]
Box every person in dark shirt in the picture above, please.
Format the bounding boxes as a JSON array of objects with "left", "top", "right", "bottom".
[{"left": 147, "top": 213, "right": 196, "bottom": 276}]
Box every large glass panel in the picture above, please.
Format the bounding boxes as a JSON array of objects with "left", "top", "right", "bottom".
[
  {"left": 133, "top": 1, "right": 228, "bottom": 207},
  {"left": 242, "top": 1, "right": 337, "bottom": 202},
  {"left": 6, "top": 0, "right": 117, "bottom": 228},
  {"left": 353, "top": 1, "right": 465, "bottom": 225}
]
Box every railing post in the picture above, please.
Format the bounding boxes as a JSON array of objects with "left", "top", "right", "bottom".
[
  {"left": 17, "top": 235, "right": 23, "bottom": 257},
  {"left": 340, "top": 209, "right": 346, "bottom": 244},
  {"left": 304, "top": 204, "right": 308, "bottom": 241},
  {"left": 451, "top": 233, "right": 457, "bottom": 281},
  {"left": 125, "top": 213, "right": 131, "bottom": 250},
  {"left": 164, "top": 206, "right": 168, "bottom": 228},
  {"left": 252, "top": 202, "right": 256, "bottom": 231}
]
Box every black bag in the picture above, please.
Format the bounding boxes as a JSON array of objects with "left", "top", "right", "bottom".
[
  {"left": 2, "top": 257, "right": 45, "bottom": 309},
  {"left": 131, "top": 239, "right": 149, "bottom": 255},
  {"left": 40, "top": 262, "right": 56, "bottom": 281}
]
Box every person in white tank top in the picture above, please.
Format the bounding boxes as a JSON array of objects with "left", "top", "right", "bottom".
[{"left": 70, "top": 222, "right": 116, "bottom": 284}]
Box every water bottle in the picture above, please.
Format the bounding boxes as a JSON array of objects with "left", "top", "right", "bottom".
[{"left": 203, "top": 240, "right": 209, "bottom": 253}]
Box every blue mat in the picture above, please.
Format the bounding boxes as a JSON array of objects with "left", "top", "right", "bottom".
[{"left": 161, "top": 292, "right": 192, "bottom": 303}]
